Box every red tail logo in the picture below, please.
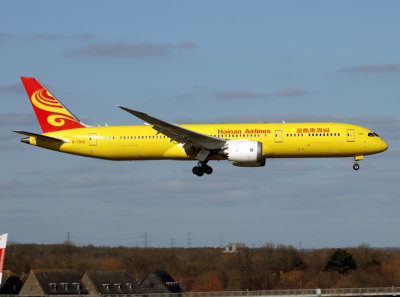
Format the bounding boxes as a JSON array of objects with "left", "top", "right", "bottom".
[{"left": 21, "top": 77, "right": 85, "bottom": 133}]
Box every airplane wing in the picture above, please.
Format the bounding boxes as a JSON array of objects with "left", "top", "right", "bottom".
[{"left": 117, "top": 106, "right": 226, "bottom": 156}]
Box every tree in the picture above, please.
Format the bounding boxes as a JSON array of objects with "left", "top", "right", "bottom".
[
  {"left": 191, "top": 271, "right": 224, "bottom": 291},
  {"left": 323, "top": 249, "right": 358, "bottom": 274}
]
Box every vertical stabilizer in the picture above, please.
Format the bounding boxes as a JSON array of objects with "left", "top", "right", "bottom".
[
  {"left": 20, "top": 77, "right": 85, "bottom": 133},
  {"left": 0, "top": 233, "right": 8, "bottom": 285}
]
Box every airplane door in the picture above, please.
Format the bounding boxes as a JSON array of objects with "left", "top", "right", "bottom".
[
  {"left": 89, "top": 133, "right": 97, "bottom": 146},
  {"left": 347, "top": 129, "right": 355, "bottom": 142},
  {"left": 274, "top": 130, "right": 283, "bottom": 143}
]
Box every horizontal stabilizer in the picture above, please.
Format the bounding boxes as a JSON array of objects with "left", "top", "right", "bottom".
[{"left": 13, "top": 131, "right": 65, "bottom": 143}]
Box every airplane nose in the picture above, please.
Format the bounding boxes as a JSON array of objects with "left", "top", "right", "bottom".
[{"left": 381, "top": 140, "right": 388, "bottom": 152}]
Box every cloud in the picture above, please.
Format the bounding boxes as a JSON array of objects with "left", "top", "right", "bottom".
[
  {"left": 215, "top": 87, "right": 309, "bottom": 100},
  {"left": 176, "top": 40, "right": 197, "bottom": 49},
  {"left": 215, "top": 90, "right": 268, "bottom": 99},
  {"left": 71, "top": 33, "right": 94, "bottom": 40},
  {"left": 0, "top": 32, "right": 94, "bottom": 40},
  {"left": 174, "top": 92, "right": 198, "bottom": 101},
  {"left": 271, "top": 87, "right": 310, "bottom": 97},
  {"left": 0, "top": 82, "right": 25, "bottom": 94},
  {"left": 31, "top": 33, "right": 94, "bottom": 40},
  {"left": 64, "top": 40, "right": 197, "bottom": 57},
  {"left": 32, "top": 33, "right": 65, "bottom": 40},
  {"left": 174, "top": 86, "right": 211, "bottom": 101},
  {"left": 340, "top": 64, "right": 400, "bottom": 73},
  {"left": 173, "top": 115, "right": 195, "bottom": 124},
  {"left": 0, "top": 113, "right": 37, "bottom": 126},
  {"left": 0, "top": 32, "right": 9, "bottom": 39}
]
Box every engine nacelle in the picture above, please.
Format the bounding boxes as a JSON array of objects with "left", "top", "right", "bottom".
[
  {"left": 222, "top": 140, "right": 264, "bottom": 166},
  {"left": 232, "top": 158, "right": 266, "bottom": 167}
]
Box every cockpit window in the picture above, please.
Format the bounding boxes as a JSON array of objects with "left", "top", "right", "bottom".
[{"left": 368, "top": 132, "right": 380, "bottom": 137}]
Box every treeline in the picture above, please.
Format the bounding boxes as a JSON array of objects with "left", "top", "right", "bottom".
[{"left": 4, "top": 243, "right": 400, "bottom": 291}]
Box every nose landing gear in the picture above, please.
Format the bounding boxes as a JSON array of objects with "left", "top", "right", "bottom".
[
  {"left": 353, "top": 155, "right": 363, "bottom": 171},
  {"left": 192, "top": 161, "right": 213, "bottom": 176}
]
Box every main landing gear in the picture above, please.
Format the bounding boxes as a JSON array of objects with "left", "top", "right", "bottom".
[
  {"left": 353, "top": 163, "right": 360, "bottom": 170},
  {"left": 192, "top": 161, "right": 213, "bottom": 176}
]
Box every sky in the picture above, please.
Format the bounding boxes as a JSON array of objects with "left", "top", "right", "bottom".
[{"left": 1, "top": 1, "right": 399, "bottom": 248}]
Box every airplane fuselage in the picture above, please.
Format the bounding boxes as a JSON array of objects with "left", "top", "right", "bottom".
[
  {"left": 16, "top": 77, "right": 388, "bottom": 176},
  {"left": 24, "top": 122, "right": 387, "bottom": 161}
]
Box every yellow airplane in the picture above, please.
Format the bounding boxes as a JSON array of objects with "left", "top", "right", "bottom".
[{"left": 14, "top": 77, "right": 388, "bottom": 176}]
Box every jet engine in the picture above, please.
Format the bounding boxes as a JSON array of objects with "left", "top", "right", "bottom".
[{"left": 222, "top": 140, "right": 265, "bottom": 167}]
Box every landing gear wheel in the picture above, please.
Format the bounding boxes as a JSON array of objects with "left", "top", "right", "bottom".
[
  {"left": 192, "top": 160, "right": 213, "bottom": 176},
  {"left": 353, "top": 163, "right": 360, "bottom": 170},
  {"left": 192, "top": 166, "right": 204, "bottom": 176},
  {"left": 203, "top": 165, "right": 213, "bottom": 175}
]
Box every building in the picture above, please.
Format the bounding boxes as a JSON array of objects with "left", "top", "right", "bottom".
[
  {"left": 223, "top": 243, "right": 247, "bottom": 253},
  {"left": 140, "top": 271, "right": 181, "bottom": 294},
  {"left": 81, "top": 271, "right": 140, "bottom": 295},
  {"left": 19, "top": 270, "right": 87, "bottom": 296},
  {"left": 0, "top": 271, "right": 23, "bottom": 294}
]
